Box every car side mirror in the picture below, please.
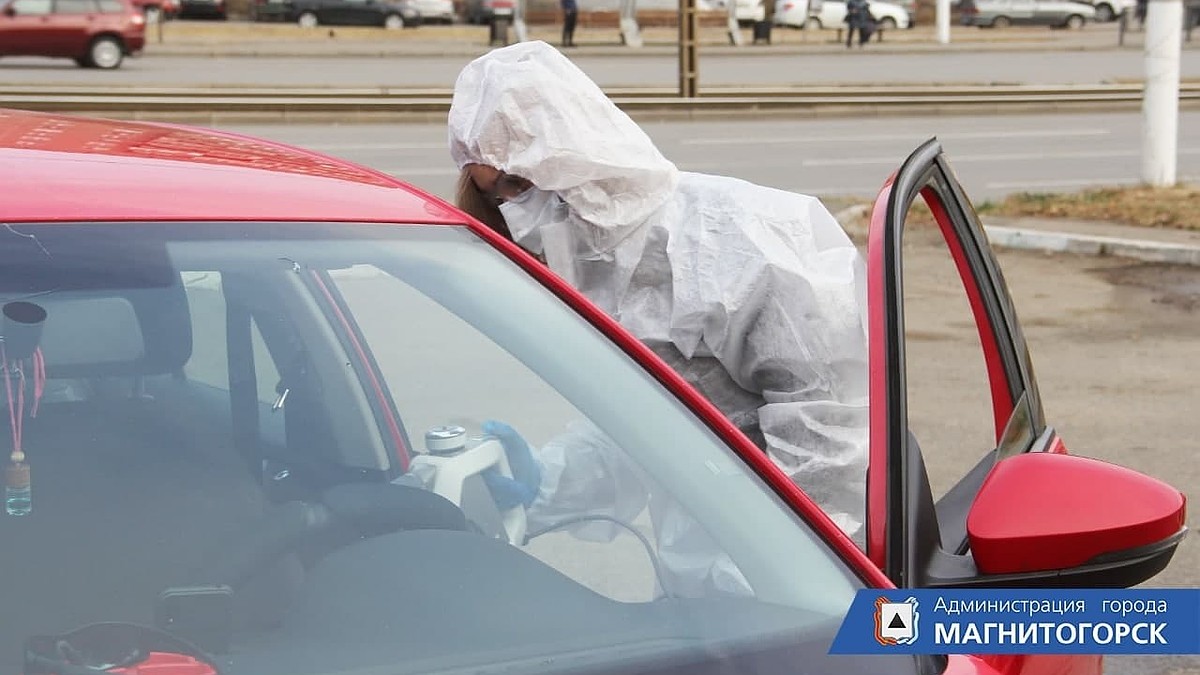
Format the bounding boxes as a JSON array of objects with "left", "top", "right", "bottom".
[
  {"left": 966, "top": 452, "right": 1187, "bottom": 587},
  {"left": 3, "top": 5, "right": 16, "bottom": 16}
]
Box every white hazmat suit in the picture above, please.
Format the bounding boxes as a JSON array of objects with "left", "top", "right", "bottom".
[{"left": 448, "top": 41, "right": 869, "bottom": 597}]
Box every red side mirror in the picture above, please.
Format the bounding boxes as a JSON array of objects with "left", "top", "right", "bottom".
[{"left": 967, "top": 452, "right": 1186, "bottom": 576}]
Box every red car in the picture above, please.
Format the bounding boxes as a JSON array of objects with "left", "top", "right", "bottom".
[
  {"left": 0, "top": 0, "right": 144, "bottom": 68},
  {"left": 0, "top": 108, "right": 1186, "bottom": 675}
]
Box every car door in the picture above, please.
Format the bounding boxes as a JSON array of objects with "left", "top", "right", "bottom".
[
  {"left": 1007, "top": 0, "right": 1037, "bottom": 21},
  {"left": 0, "top": 0, "right": 54, "bottom": 56},
  {"left": 47, "top": 0, "right": 95, "bottom": 56},
  {"left": 863, "top": 138, "right": 1101, "bottom": 675},
  {"left": 313, "top": 0, "right": 350, "bottom": 23},
  {"left": 336, "top": 0, "right": 376, "bottom": 24},
  {"left": 819, "top": 0, "right": 846, "bottom": 25}
]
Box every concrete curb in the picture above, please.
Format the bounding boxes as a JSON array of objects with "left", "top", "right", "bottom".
[
  {"left": 982, "top": 225, "right": 1200, "bottom": 266},
  {"left": 142, "top": 40, "right": 1131, "bottom": 58},
  {"left": 834, "top": 205, "right": 1200, "bottom": 266},
  {"left": 7, "top": 83, "right": 1195, "bottom": 123}
]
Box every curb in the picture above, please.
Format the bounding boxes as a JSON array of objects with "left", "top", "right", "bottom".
[
  {"left": 7, "top": 84, "right": 1194, "bottom": 123},
  {"left": 834, "top": 205, "right": 1200, "bottom": 266},
  {"left": 982, "top": 226, "right": 1200, "bottom": 266},
  {"left": 142, "top": 40, "right": 1121, "bottom": 58}
]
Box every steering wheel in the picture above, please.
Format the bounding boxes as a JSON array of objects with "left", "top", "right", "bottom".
[{"left": 196, "top": 481, "right": 470, "bottom": 592}]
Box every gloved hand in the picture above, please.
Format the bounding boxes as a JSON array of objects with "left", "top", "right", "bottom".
[{"left": 481, "top": 420, "right": 543, "bottom": 511}]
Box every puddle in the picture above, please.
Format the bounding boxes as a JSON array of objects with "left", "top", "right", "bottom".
[{"left": 1097, "top": 262, "right": 1200, "bottom": 312}]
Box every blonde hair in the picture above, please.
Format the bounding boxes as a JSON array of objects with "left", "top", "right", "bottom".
[{"left": 456, "top": 167, "right": 512, "bottom": 241}]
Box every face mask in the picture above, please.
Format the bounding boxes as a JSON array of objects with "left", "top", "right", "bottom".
[{"left": 498, "top": 188, "right": 564, "bottom": 256}]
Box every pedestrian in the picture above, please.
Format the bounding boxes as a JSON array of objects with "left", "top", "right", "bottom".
[
  {"left": 844, "top": 0, "right": 872, "bottom": 46},
  {"left": 449, "top": 41, "right": 869, "bottom": 597},
  {"left": 561, "top": 0, "right": 578, "bottom": 47}
]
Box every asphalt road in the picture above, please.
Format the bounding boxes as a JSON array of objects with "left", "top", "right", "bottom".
[
  {"left": 1, "top": 47, "right": 1198, "bottom": 86},
  {"left": 212, "top": 109, "right": 1200, "bottom": 201}
]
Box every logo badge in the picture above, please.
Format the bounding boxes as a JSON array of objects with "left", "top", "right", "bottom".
[{"left": 875, "top": 596, "right": 919, "bottom": 646}]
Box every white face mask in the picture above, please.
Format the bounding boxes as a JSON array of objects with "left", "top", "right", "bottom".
[{"left": 497, "top": 188, "right": 564, "bottom": 256}]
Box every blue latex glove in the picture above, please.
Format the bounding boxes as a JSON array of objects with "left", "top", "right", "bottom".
[{"left": 481, "top": 420, "right": 542, "bottom": 510}]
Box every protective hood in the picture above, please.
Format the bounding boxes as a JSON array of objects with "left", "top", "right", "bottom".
[{"left": 448, "top": 41, "right": 680, "bottom": 252}]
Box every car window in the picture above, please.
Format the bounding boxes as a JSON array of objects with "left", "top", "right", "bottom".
[
  {"left": 181, "top": 270, "right": 282, "bottom": 405},
  {"left": 96, "top": 0, "right": 123, "bottom": 11},
  {"left": 901, "top": 204, "right": 996, "bottom": 499},
  {"left": 54, "top": 0, "right": 97, "bottom": 13},
  {"left": 0, "top": 221, "right": 862, "bottom": 675},
  {"left": 11, "top": 0, "right": 52, "bottom": 14}
]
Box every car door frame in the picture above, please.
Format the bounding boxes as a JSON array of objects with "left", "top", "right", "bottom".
[
  {"left": 863, "top": 140, "right": 1107, "bottom": 675},
  {"left": 865, "top": 137, "right": 1056, "bottom": 587}
]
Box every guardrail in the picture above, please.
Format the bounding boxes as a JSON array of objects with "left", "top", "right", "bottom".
[{"left": 2, "top": 83, "right": 1197, "bottom": 120}]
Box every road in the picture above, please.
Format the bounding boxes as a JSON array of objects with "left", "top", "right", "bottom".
[
  {"left": 212, "top": 109, "right": 1200, "bottom": 201},
  {"left": 2, "top": 47, "right": 1198, "bottom": 86}
]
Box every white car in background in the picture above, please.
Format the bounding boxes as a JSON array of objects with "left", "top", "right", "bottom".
[
  {"left": 411, "top": 0, "right": 452, "bottom": 21},
  {"left": 701, "top": 0, "right": 767, "bottom": 22},
  {"left": 776, "top": 0, "right": 912, "bottom": 28}
]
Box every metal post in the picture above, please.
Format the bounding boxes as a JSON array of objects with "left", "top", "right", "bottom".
[
  {"left": 1142, "top": 0, "right": 1183, "bottom": 186},
  {"left": 679, "top": 0, "right": 698, "bottom": 97},
  {"left": 620, "top": 0, "right": 643, "bottom": 47},
  {"left": 1118, "top": 6, "right": 1127, "bottom": 45},
  {"left": 936, "top": 0, "right": 950, "bottom": 42}
]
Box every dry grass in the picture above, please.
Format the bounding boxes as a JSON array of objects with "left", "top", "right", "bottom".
[{"left": 975, "top": 184, "right": 1200, "bottom": 231}]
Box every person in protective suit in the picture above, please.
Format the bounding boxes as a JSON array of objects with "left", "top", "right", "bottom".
[{"left": 448, "top": 40, "right": 869, "bottom": 597}]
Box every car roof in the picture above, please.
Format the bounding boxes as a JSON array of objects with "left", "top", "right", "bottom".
[{"left": 0, "top": 109, "right": 468, "bottom": 225}]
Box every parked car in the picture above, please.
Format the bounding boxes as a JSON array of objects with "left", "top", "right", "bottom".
[
  {"left": 0, "top": 107, "right": 1187, "bottom": 675},
  {"left": 1073, "top": 0, "right": 1132, "bottom": 20},
  {"left": 410, "top": 0, "right": 450, "bottom": 21},
  {"left": 0, "top": 0, "right": 144, "bottom": 68},
  {"left": 961, "top": 0, "right": 1096, "bottom": 27},
  {"left": 178, "top": 0, "right": 225, "bottom": 17},
  {"left": 776, "top": 0, "right": 911, "bottom": 28},
  {"left": 460, "top": 0, "right": 511, "bottom": 24},
  {"left": 282, "top": 0, "right": 420, "bottom": 26}
]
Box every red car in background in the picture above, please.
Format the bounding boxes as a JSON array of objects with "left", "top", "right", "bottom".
[
  {"left": 0, "top": 0, "right": 144, "bottom": 68},
  {"left": 0, "top": 109, "right": 1186, "bottom": 675}
]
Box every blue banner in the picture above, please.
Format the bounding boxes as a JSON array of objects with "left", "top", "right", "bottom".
[{"left": 829, "top": 589, "right": 1200, "bottom": 655}]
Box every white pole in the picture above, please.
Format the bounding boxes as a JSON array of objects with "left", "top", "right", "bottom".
[
  {"left": 937, "top": 0, "right": 950, "bottom": 42},
  {"left": 728, "top": 0, "right": 744, "bottom": 46},
  {"left": 622, "top": 0, "right": 644, "bottom": 47},
  {"left": 1142, "top": 0, "right": 1183, "bottom": 186},
  {"left": 514, "top": 0, "right": 528, "bottom": 41}
]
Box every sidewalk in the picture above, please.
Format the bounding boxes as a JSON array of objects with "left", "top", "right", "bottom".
[{"left": 143, "top": 19, "right": 1181, "bottom": 57}]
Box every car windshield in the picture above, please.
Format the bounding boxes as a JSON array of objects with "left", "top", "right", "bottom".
[{"left": 0, "top": 221, "right": 861, "bottom": 675}]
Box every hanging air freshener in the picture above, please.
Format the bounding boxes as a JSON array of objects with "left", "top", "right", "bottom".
[
  {"left": 2, "top": 301, "right": 47, "bottom": 517},
  {"left": 5, "top": 452, "right": 30, "bottom": 517}
]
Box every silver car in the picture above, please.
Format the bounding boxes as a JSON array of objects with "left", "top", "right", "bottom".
[{"left": 962, "top": 0, "right": 1096, "bottom": 27}]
